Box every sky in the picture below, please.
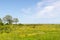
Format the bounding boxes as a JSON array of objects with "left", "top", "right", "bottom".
[{"left": 0, "top": 0, "right": 60, "bottom": 24}]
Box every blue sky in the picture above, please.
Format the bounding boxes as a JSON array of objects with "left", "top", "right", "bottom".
[{"left": 0, "top": 0, "right": 60, "bottom": 24}]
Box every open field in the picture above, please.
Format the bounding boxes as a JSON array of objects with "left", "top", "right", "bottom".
[{"left": 0, "top": 24, "right": 60, "bottom": 40}]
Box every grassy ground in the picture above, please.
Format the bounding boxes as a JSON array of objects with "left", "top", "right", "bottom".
[{"left": 0, "top": 24, "right": 60, "bottom": 40}]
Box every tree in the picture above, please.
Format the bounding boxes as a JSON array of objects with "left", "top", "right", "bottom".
[
  {"left": 0, "top": 18, "right": 2, "bottom": 24},
  {"left": 0, "top": 18, "right": 4, "bottom": 25},
  {"left": 13, "top": 18, "right": 19, "bottom": 24},
  {"left": 3, "top": 15, "right": 13, "bottom": 24},
  {"left": 0, "top": 18, "right": 2, "bottom": 23}
]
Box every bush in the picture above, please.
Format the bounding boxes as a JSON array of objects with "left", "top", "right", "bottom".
[
  {"left": 0, "top": 23, "right": 4, "bottom": 26},
  {"left": 0, "top": 25, "right": 12, "bottom": 33}
]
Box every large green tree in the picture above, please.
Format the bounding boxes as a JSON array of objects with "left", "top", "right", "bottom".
[
  {"left": 3, "top": 15, "right": 13, "bottom": 24},
  {"left": 13, "top": 18, "right": 19, "bottom": 24}
]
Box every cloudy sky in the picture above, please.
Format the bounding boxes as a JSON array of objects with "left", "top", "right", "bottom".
[{"left": 0, "top": 0, "right": 60, "bottom": 24}]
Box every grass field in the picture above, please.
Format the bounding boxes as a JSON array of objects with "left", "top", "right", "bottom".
[{"left": 0, "top": 24, "right": 60, "bottom": 40}]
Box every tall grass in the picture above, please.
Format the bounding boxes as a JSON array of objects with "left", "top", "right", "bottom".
[{"left": 0, "top": 24, "right": 60, "bottom": 40}]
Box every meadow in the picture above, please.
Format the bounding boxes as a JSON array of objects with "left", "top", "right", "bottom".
[{"left": 0, "top": 24, "right": 60, "bottom": 40}]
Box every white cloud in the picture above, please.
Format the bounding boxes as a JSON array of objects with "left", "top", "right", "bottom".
[
  {"left": 21, "top": 0, "right": 60, "bottom": 19},
  {"left": 35, "top": 6, "right": 55, "bottom": 18},
  {"left": 20, "top": 0, "right": 60, "bottom": 23},
  {"left": 33, "top": 0, "right": 60, "bottom": 18}
]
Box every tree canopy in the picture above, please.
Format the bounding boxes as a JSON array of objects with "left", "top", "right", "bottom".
[{"left": 0, "top": 15, "right": 19, "bottom": 25}]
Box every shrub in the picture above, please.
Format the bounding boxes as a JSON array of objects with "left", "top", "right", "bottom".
[{"left": 0, "top": 25, "right": 12, "bottom": 33}]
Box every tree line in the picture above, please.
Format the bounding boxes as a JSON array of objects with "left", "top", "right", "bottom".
[{"left": 0, "top": 15, "right": 19, "bottom": 25}]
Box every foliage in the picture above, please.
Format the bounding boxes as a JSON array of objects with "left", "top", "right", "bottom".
[
  {"left": 0, "top": 25, "right": 12, "bottom": 33},
  {"left": 3, "top": 15, "right": 13, "bottom": 24},
  {"left": 13, "top": 18, "right": 19, "bottom": 24},
  {"left": 0, "top": 18, "right": 2, "bottom": 23},
  {"left": 0, "top": 24, "right": 60, "bottom": 40},
  {"left": 1, "top": 15, "right": 19, "bottom": 24},
  {"left": 0, "top": 18, "right": 4, "bottom": 25}
]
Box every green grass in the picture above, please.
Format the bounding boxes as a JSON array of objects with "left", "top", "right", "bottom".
[{"left": 0, "top": 24, "right": 60, "bottom": 40}]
